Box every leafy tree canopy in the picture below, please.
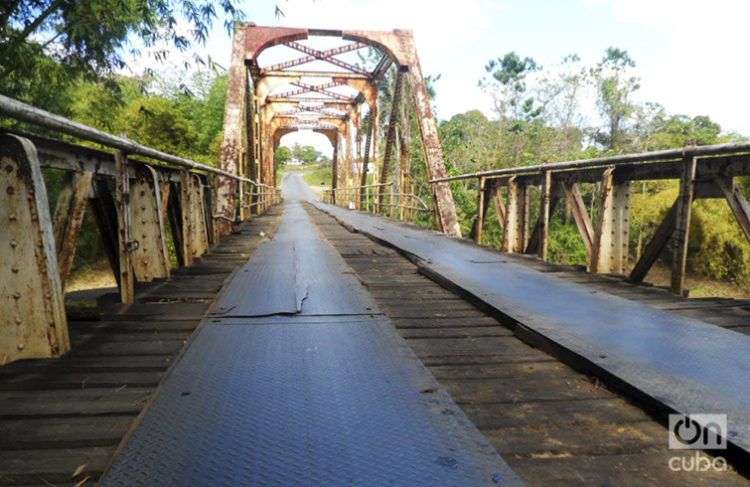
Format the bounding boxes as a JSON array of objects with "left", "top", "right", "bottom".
[{"left": 0, "top": 0, "right": 245, "bottom": 84}]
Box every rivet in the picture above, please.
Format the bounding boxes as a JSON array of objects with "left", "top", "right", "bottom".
[
  {"left": 17, "top": 343, "right": 24, "bottom": 350},
  {"left": 10, "top": 240, "right": 17, "bottom": 248},
  {"left": 6, "top": 186, "right": 14, "bottom": 195},
  {"left": 8, "top": 213, "right": 16, "bottom": 221},
  {"left": 12, "top": 292, "right": 20, "bottom": 300},
  {"left": 11, "top": 267, "right": 19, "bottom": 273},
  {"left": 15, "top": 317, "right": 22, "bottom": 325}
]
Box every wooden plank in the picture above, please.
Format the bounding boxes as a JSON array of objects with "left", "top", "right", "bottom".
[
  {"left": 0, "top": 415, "right": 133, "bottom": 450},
  {"left": 0, "top": 446, "right": 114, "bottom": 485},
  {"left": 0, "top": 387, "right": 153, "bottom": 417}
]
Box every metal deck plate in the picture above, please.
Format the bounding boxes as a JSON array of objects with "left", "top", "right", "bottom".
[
  {"left": 311, "top": 181, "right": 750, "bottom": 455},
  {"left": 102, "top": 320, "right": 519, "bottom": 486},
  {"left": 210, "top": 201, "right": 379, "bottom": 317},
  {"left": 103, "top": 191, "right": 521, "bottom": 486}
]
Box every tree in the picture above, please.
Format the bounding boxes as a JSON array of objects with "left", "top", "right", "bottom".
[
  {"left": 275, "top": 146, "right": 292, "bottom": 166},
  {"left": 0, "top": 1, "right": 246, "bottom": 82},
  {"left": 480, "top": 52, "right": 542, "bottom": 125},
  {"left": 291, "top": 143, "right": 321, "bottom": 164},
  {"left": 590, "top": 47, "right": 640, "bottom": 151}
]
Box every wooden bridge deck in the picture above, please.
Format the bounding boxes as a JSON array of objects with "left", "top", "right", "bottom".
[{"left": 0, "top": 211, "right": 281, "bottom": 486}]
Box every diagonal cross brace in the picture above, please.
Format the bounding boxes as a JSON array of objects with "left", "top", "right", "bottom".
[
  {"left": 261, "top": 42, "right": 367, "bottom": 74},
  {"left": 275, "top": 81, "right": 355, "bottom": 102},
  {"left": 285, "top": 41, "right": 369, "bottom": 75}
]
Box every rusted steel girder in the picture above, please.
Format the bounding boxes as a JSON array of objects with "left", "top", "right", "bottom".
[
  {"left": 217, "top": 26, "right": 249, "bottom": 237},
  {"left": 0, "top": 134, "right": 69, "bottom": 362},
  {"left": 261, "top": 42, "right": 366, "bottom": 74},
  {"left": 285, "top": 41, "right": 369, "bottom": 75}
]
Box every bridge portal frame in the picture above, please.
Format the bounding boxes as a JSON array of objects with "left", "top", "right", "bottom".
[{"left": 219, "top": 24, "right": 462, "bottom": 237}]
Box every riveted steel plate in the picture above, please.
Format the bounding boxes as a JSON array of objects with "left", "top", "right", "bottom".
[{"left": 312, "top": 178, "right": 750, "bottom": 456}]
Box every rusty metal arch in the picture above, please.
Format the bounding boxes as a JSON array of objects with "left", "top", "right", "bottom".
[{"left": 220, "top": 24, "right": 461, "bottom": 237}]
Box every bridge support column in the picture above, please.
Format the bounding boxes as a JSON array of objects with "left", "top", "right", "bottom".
[
  {"left": 591, "top": 169, "right": 631, "bottom": 274},
  {"left": 537, "top": 171, "right": 553, "bottom": 260},
  {"left": 53, "top": 170, "right": 93, "bottom": 287},
  {"left": 115, "top": 150, "right": 135, "bottom": 304},
  {"left": 180, "top": 172, "right": 210, "bottom": 267},
  {"left": 359, "top": 117, "right": 374, "bottom": 207},
  {"left": 670, "top": 157, "right": 697, "bottom": 295},
  {"left": 130, "top": 166, "right": 171, "bottom": 282},
  {"left": 0, "top": 134, "right": 69, "bottom": 363},
  {"left": 405, "top": 61, "right": 461, "bottom": 237},
  {"left": 503, "top": 177, "right": 528, "bottom": 253},
  {"left": 379, "top": 70, "right": 404, "bottom": 210}
]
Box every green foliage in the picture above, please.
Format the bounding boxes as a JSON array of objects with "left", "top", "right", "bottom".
[
  {"left": 630, "top": 183, "right": 750, "bottom": 285},
  {"left": 120, "top": 97, "right": 199, "bottom": 157},
  {"left": 439, "top": 46, "right": 749, "bottom": 289},
  {"left": 275, "top": 146, "right": 292, "bottom": 165},
  {"left": 0, "top": 1, "right": 246, "bottom": 82},
  {"left": 290, "top": 143, "right": 321, "bottom": 164},
  {"left": 547, "top": 220, "right": 588, "bottom": 266},
  {"left": 590, "top": 47, "right": 640, "bottom": 150}
]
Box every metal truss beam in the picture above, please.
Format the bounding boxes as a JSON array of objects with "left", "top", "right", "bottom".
[
  {"left": 285, "top": 41, "right": 369, "bottom": 75},
  {"left": 261, "top": 42, "right": 366, "bottom": 74}
]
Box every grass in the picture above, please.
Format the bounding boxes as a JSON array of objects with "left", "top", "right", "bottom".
[
  {"left": 65, "top": 260, "right": 116, "bottom": 293},
  {"left": 644, "top": 264, "right": 750, "bottom": 298}
]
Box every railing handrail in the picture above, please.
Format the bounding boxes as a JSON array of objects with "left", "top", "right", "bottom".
[
  {"left": 0, "top": 94, "right": 251, "bottom": 183},
  {"left": 330, "top": 182, "right": 389, "bottom": 190},
  {"left": 430, "top": 140, "right": 750, "bottom": 183}
]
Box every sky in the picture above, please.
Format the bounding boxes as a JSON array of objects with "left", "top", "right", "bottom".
[{"left": 132, "top": 0, "right": 750, "bottom": 154}]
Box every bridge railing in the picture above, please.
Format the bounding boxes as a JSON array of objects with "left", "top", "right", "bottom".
[
  {"left": 0, "top": 95, "right": 280, "bottom": 364},
  {"left": 322, "top": 183, "right": 431, "bottom": 220},
  {"left": 429, "top": 142, "right": 750, "bottom": 295}
]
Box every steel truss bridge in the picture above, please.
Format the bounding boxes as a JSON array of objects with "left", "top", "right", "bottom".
[{"left": 0, "top": 24, "right": 749, "bottom": 486}]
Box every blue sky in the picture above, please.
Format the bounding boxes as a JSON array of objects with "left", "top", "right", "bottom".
[{"left": 132, "top": 0, "right": 749, "bottom": 152}]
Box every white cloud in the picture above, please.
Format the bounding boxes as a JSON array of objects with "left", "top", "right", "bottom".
[{"left": 588, "top": 0, "right": 750, "bottom": 134}]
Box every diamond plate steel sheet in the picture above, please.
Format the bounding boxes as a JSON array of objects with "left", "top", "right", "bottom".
[
  {"left": 102, "top": 319, "right": 520, "bottom": 486},
  {"left": 104, "top": 189, "right": 520, "bottom": 485},
  {"left": 210, "top": 200, "right": 378, "bottom": 317}
]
